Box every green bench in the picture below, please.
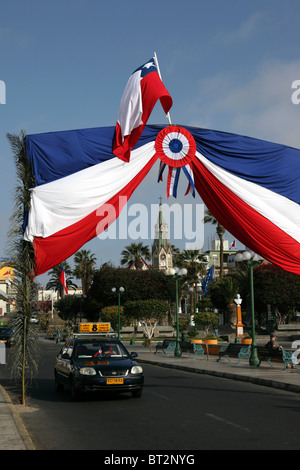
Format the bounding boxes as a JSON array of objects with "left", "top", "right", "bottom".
[{"left": 217, "top": 343, "right": 251, "bottom": 365}]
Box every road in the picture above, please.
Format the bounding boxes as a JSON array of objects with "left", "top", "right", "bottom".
[{"left": 1, "top": 338, "right": 300, "bottom": 451}]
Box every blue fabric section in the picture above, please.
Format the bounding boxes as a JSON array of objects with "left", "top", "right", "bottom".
[
  {"left": 25, "top": 123, "right": 300, "bottom": 205},
  {"left": 25, "top": 125, "right": 162, "bottom": 186},
  {"left": 186, "top": 126, "right": 300, "bottom": 205},
  {"left": 133, "top": 58, "right": 156, "bottom": 77}
]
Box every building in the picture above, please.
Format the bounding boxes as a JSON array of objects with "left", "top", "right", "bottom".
[
  {"left": 204, "top": 239, "right": 237, "bottom": 278},
  {"left": 152, "top": 199, "right": 173, "bottom": 271},
  {"left": 0, "top": 267, "right": 16, "bottom": 318}
]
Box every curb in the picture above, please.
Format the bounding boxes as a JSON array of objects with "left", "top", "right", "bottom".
[
  {"left": 0, "top": 384, "right": 36, "bottom": 450},
  {"left": 138, "top": 358, "right": 300, "bottom": 395}
]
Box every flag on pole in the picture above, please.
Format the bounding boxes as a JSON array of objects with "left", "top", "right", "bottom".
[
  {"left": 229, "top": 240, "right": 236, "bottom": 250},
  {"left": 202, "top": 265, "right": 214, "bottom": 296},
  {"left": 59, "top": 263, "right": 68, "bottom": 295},
  {"left": 113, "top": 57, "right": 172, "bottom": 163}
]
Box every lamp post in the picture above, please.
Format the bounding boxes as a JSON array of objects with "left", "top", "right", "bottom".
[
  {"left": 235, "top": 251, "right": 261, "bottom": 366},
  {"left": 112, "top": 287, "right": 125, "bottom": 339},
  {"left": 165, "top": 267, "right": 188, "bottom": 357}
]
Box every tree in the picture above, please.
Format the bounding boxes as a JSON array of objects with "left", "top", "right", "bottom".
[
  {"left": 89, "top": 265, "right": 176, "bottom": 308},
  {"left": 253, "top": 264, "right": 300, "bottom": 323},
  {"left": 204, "top": 209, "right": 226, "bottom": 276},
  {"left": 73, "top": 249, "right": 96, "bottom": 296},
  {"left": 176, "top": 249, "right": 207, "bottom": 283},
  {"left": 120, "top": 242, "right": 151, "bottom": 269},
  {"left": 209, "top": 275, "right": 239, "bottom": 327},
  {"left": 7, "top": 131, "right": 38, "bottom": 405},
  {"left": 194, "top": 312, "right": 219, "bottom": 336},
  {"left": 124, "top": 299, "right": 169, "bottom": 350},
  {"left": 46, "top": 261, "right": 77, "bottom": 299}
]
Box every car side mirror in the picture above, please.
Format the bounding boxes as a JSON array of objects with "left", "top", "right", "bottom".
[{"left": 130, "top": 352, "right": 138, "bottom": 358}]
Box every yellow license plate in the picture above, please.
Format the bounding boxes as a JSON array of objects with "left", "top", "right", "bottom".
[{"left": 106, "top": 378, "right": 124, "bottom": 385}]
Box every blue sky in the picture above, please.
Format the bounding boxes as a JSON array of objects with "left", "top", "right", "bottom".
[{"left": 1, "top": 0, "right": 300, "bottom": 285}]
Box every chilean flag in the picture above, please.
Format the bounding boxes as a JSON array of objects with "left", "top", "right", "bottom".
[
  {"left": 59, "top": 262, "right": 68, "bottom": 295},
  {"left": 23, "top": 124, "right": 300, "bottom": 277},
  {"left": 113, "top": 58, "right": 172, "bottom": 163}
]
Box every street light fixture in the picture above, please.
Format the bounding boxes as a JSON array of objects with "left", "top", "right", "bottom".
[
  {"left": 235, "top": 251, "right": 262, "bottom": 366},
  {"left": 112, "top": 286, "right": 125, "bottom": 339},
  {"left": 165, "top": 267, "right": 188, "bottom": 357}
]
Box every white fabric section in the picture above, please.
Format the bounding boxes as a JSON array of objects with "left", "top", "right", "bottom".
[
  {"left": 24, "top": 142, "right": 156, "bottom": 242},
  {"left": 195, "top": 151, "right": 300, "bottom": 243},
  {"left": 162, "top": 132, "right": 189, "bottom": 161},
  {"left": 117, "top": 70, "right": 143, "bottom": 140}
]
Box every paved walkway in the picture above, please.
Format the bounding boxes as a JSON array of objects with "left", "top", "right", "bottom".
[{"left": 1, "top": 338, "right": 300, "bottom": 450}]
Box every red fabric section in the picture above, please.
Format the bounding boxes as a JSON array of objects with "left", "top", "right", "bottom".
[
  {"left": 33, "top": 154, "right": 158, "bottom": 276},
  {"left": 113, "top": 71, "right": 172, "bottom": 162},
  {"left": 192, "top": 157, "right": 300, "bottom": 275}
]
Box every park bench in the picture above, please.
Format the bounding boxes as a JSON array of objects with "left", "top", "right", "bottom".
[
  {"left": 155, "top": 339, "right": 175, "bottom": 354},
  {"left": 155, "top": 339, "right": 195, "bottom": 356},
  {"left": 217, "top": 343, "right": 251, "bottom": 365},
  {"left": 188, "top": 342, "right": 206, "bottom": 360},
  {"left": 281, "top": 348, "right": 300, "bottom": 370},
  {"left": 254, "top": 345, "right": 283, "bottom": 367}
]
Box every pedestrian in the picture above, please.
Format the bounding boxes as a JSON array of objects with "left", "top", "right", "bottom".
[{"left": 265, "top": 333, "right": 281, "bottom": 350}]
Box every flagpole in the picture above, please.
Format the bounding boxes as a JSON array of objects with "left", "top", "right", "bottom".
[{"left": 154, "top": 51, "right": 172, "bottom": 125}]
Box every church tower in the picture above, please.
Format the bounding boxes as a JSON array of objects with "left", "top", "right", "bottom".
[{"left": 152, "top": 198, "right": 173, "bottom": 270}]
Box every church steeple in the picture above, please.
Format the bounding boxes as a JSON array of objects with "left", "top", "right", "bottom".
[{"left": 152, "top": 198, "right": 173, "bottom": 270}]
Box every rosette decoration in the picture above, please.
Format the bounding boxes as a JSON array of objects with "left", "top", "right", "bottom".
[{"left": 155, "top": 125, "right": 196, "bottom": 198}]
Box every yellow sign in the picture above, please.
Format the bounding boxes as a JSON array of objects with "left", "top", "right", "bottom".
[{"left": 79, "top": 322, "right": 111, "bottom": 333}]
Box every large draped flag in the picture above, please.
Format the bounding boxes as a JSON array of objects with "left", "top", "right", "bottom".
[
  {"left": 113, "top": 57, "right": 172, "bottom": 163},
  {"left": 23, "top": 123, "right": 300, "bottom": 277}
]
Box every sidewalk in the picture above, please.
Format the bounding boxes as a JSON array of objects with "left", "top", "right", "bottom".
[
  {"left": 1, "top": 339, "right": 300, "bottom": 450},
  {"left": 134, "top": 344, "right": 300, "bottom": 394},
  {"left": 0, "top": 384, "right": 35, "bottom": 450}
]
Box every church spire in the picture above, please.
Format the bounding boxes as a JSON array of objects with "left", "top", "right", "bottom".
[{"left": 152, "top": 197, "right": 173, "bottom": 270}]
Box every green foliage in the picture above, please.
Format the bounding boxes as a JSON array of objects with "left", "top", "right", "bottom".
[
  {"left": 253, "top": 264, "right": 300, "bottom": 315},
  {"left": 101, "top": 305, "right": 125, "bottom": 331},
  {"left": 194, "top": 312, "right": 219, "bottom": 335},
  {"left": 7, "top": 131, "right": 38, "bottom": 405},
  {"left": 55, "top": 295, "right": 81, "bottom": 323},
  {"left": 124, "top": 299, "right": 169, "bottom": 322},
  {"left": 88, "top": 265, "right": 176, "bottom": 307}
]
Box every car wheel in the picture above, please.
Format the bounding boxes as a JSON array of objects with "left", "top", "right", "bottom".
[
  {"left": 70, "top": 378, "right": 80, "bottom": 401},
  {"left": 54, "top": 373, "right": 64, "bottom": 392},
  {"left": 132, "top": 388, "right": 143, "bottom": 398}
]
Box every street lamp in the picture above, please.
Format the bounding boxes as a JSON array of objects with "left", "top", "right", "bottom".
[
  {"left": 235, "top": 251, "right": 262, "bottom": 366},
  {"left": 112, "top": 286, "right": 125, "bottom": 339},
  {"left": 165, "top": 267, "right": 188, "bottom": 357}
]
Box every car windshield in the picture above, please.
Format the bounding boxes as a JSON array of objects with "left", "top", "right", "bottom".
[
  {"left": 74, "top": 341, "right": 129, "bottom": 359},
  {"left": 0, "top": 328, "right": 10, "bottom": 335}
]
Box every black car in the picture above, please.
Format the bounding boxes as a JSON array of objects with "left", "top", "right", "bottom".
[
  {"left": 0, "top": 327, "right": 14, "bottom": 347},
  {"left": 54, "top": 335, "right": 144, "bottom": 400}
]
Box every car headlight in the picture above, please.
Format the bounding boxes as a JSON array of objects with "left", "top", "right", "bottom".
[
  {"left": 79, "top": 367, "right": 96, "bottom": 376},
  {"left": 131, "top": 365, "right": 143, "bottom": 374}
]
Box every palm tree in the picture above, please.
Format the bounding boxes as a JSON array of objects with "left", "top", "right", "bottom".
[
  {"left": 120, "top": 242, "right": 151, "bottom": 269},
  {"left": 46, "top": 261, "right": 77, "bottom": 299},
  {"left": 176, "top": 249, "right": 207, "bottom": 284},
  {"left": 7, "top": 131, "right": 38, "bottom": 405},
  {"left": 73, "top": 249, "right": 96, "bottom": 296},
  {"left": 204, "top": 209, "right": 226, "bottom": 277}
]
